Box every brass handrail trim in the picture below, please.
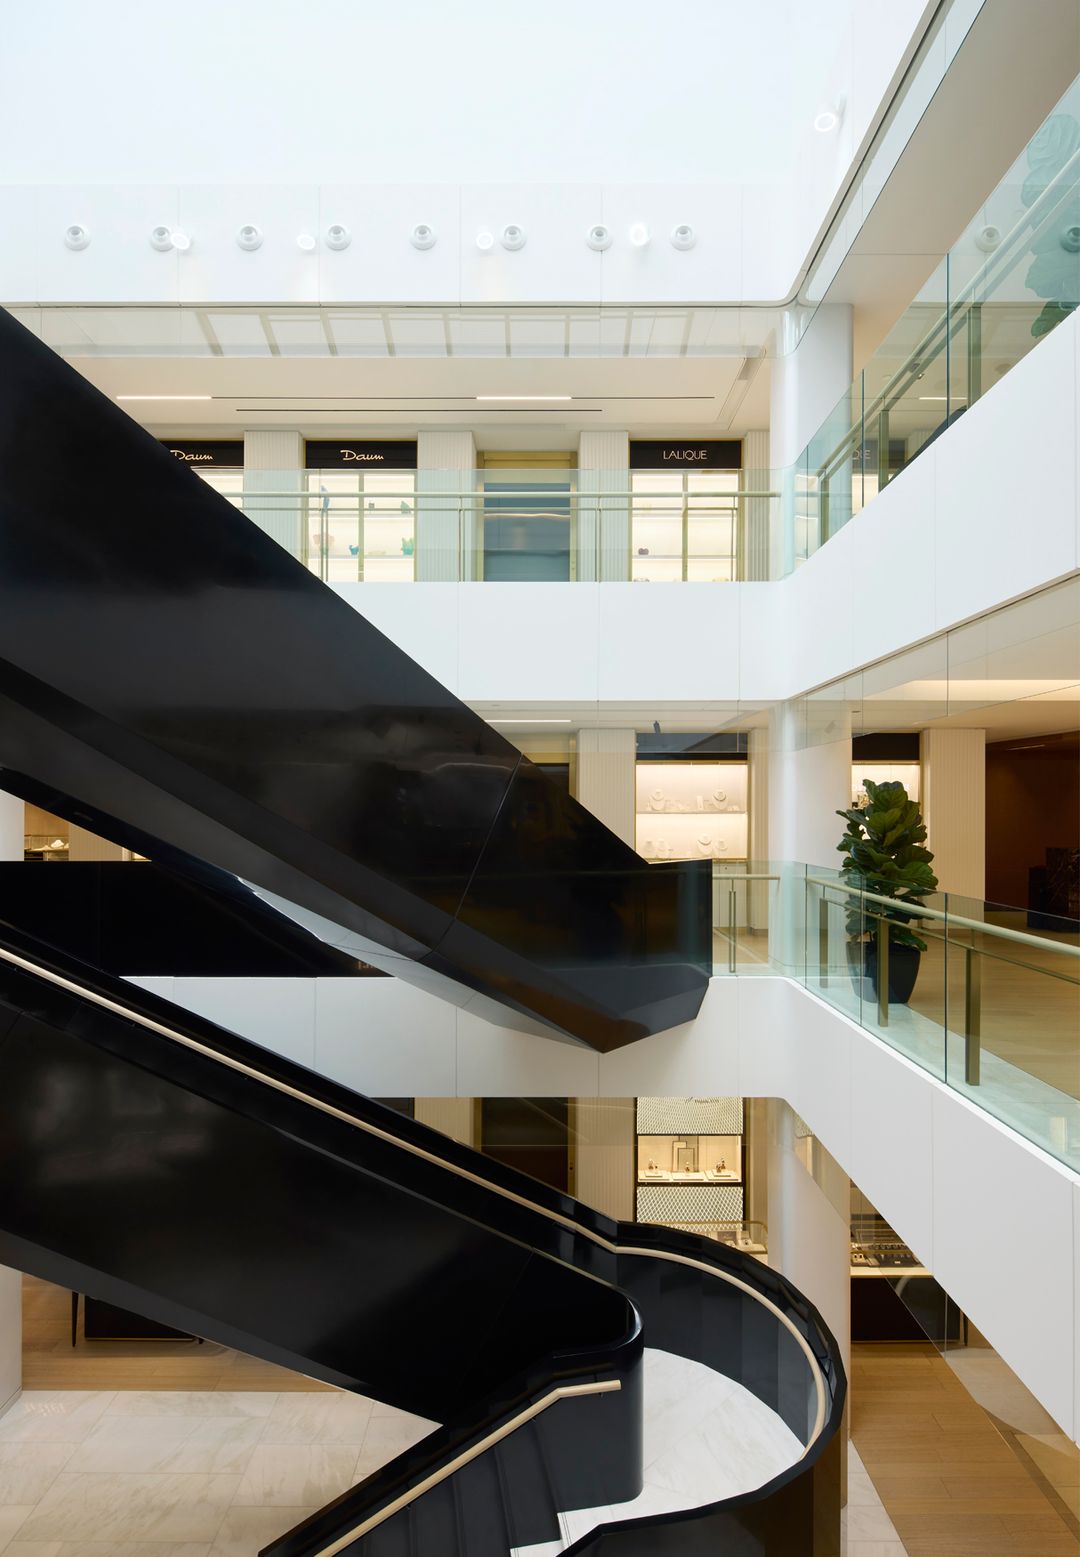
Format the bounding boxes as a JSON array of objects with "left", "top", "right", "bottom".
[
  {"left": 310, "top": 1379, "right": 622, "bottom": 1557},
  {"left": 0, "top": 942, "right": 832, "bottom": 1454},
  {"left": 807, "top": 877, "right": 1080, "bottom": 960}
]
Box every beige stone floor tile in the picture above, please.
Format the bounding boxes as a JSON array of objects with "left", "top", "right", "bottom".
[
  {"left": 0, "top": 1504, "right": 35, "bottom": 1553},
  {"left": 17, "top": 1473, "right": 241, "bottom": 1544},
  {"left": 0, "top": 1396, "right": 115, "bottom": 1445},
  {"left": 105, "top": 1393, "right": 277, "bottom": 1420},
  {"left": 209, "top": 1506, "right": 318, "bottom": 1556},
  {"left": 260, "top": 1392, "right": 373, "bottom": 1446},
  {"left": 65, "top": 1414, "right": 265, "bottom": 1476},
  {"left": 0, "top": 1447, "right": 75, "bottom": 1508},
  {"left": 232, "top": 1444, "right": 361, "bottom": 1508}
]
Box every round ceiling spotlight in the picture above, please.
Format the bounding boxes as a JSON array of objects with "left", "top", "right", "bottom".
[
  {"left": 628, "top": 222, "right": 650, "bottom": 248},
  {"left": 670, "top": 223, "right": 697, "bottom": 251},
  {"left": 410, "top": 222, "right": 437, "bottom": 250},
  {"left": 236, "top": 224, "right": 263, "bottom": 252},
  {"left": 975, "top": 224, "right": 1002, "bottom": 253},
  {"left": 500, "top": 224, "right": 526, "bottom": 251},
  {"left": 296, "top": 232, "right": 318, "bottom": 252},
  {"left": 586, "top": 223, "right": 612, "bottom": 251},
  {"left": 149, "top": 225, "right": 174, "bottom": 252},
  {"left": 325, "top": 223, "right": 351, "bottom": 251},
  {"left": 475, "top": 227, "right": 495, "bottom": 252},
  {"left": 63, "top": 224, "right": 90, "bottom": 251},
  {"left": 813, "top": 95, "right": 846, "bottom": 133}
]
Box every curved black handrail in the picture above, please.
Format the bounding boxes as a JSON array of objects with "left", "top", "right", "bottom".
[{"left": 0, "top": 912, "right": 843, "bottom": 1554}]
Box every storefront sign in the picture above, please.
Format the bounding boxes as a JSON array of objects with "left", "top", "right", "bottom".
[
  {"left": 305, "top": 440, "right": 418, "bottom": 470},
  {"left": 161, "top": 440, "right": 243, "bottom": 467},
  {"left": 629, "top": 440, "right": 741, "bottom": 470}
]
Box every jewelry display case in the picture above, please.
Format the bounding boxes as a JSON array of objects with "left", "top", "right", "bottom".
[
  {"left": 851, "top": 760, "right": 921, "bottom": 807},
  {"left": 635, "top": 761, "right": 748, "bottom": 862},
  {"left": 634, "top": 1096, "right": 746, "bottom": 1224}
]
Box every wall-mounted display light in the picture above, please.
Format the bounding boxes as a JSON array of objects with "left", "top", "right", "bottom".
[
  {"left": 63, "top": 224, "right": 91, "bottom": 251},
  {"left": 149, "top": 226, "right": 175, "bottom": 252},
  {"left": 296, "top": 232, "right": 318, "bottom": 252},
  {"left": 500, "top": 224, "right": 526, "bottom": 251},
  {"left": 586, "top": 224, "right": 613, "bottom": 251},
  {"left": 410, "top": 223, "right": 437, "bottom": 250},
  {"left": 670, "top": 223, "right": 696, "bottom": 251},
  {"left": 236, "top": 224, "right": 263, "bottom": 252},
  {"left": 813, "top": 95, "right": 846, "bottom": 133},
  {"left": 628, "top": 222, "right": 650, "bottom": 248},
  {"left": 325, "top": 224, "right": 351, "bottom": 251},
  {"left": 475, "top": 228, "right": 495, "bottom": 252}
]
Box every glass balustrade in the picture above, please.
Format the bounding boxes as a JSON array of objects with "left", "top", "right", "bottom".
[{"left": 711, "top": 864, "right": 1080, "bottom": 1173}]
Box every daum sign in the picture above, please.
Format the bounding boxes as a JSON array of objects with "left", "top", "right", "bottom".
[
  {"left": 629, "top": 440, "right": 742, "bottom": 470},
  {"left": 161, "top": 441, "right": 243, "bottom": 467},
  {"left": 305, "top": 441, "right": 418, "bottom": 470}
]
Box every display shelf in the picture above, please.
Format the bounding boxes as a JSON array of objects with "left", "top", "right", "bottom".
[
  {"left": 636, "top": 760, "right": 748, "bottom": 861},
  {"left": 851, "top": 760, "right": 921, "bottom": 806}
]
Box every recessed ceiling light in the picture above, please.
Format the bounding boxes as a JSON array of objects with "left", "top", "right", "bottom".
[
  {"left": 475, "top": 228, "right": 495, "bottom": 251},
  {"left": 476, "top": 394, "right": 573, "bottom": 403},
  {"left": 116, "top": 394, "right": 212, "bottom": 401},
  {"left": 628, "top": 222, "right": 650, "bottom": 248}
]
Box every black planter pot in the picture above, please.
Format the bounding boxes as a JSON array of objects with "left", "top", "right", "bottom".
[{"left": 848, "top": 941, "right": 921, "bottom": 1005}]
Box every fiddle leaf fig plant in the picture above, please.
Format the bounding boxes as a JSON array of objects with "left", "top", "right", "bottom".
[{"left": 836, "top": 779, "right": 938, "bottom": 950}]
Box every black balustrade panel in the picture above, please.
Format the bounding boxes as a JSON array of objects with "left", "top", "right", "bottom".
[
  {"left": 0, "top": 308, "right": 709, "bottom": 1051},
  {"left": 0, "top": 915, "right": 843, "bottom": 1555},
  {"left": 0, "top": 859, "right": 369, "bottom": 977}
]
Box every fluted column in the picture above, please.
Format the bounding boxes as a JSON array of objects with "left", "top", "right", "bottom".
[
  {"left": 417, "top": 430, "right": 476, "bottom": 581},
  {"left": 742, "top": 429, "right": 771, "bottom": 581},
  {"left": 575, "top": 729, "right": 636, "bottom": 846},
  {"left": 577, "top": 429, "right": 629, "bottom": 582},
  {"left": 243, "top": 430, "right": 305, "bottom": 558},
  {"left": 922, "top": 728, "right": 986, "bottom": 900}
]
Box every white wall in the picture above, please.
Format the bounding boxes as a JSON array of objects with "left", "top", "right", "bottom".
[
  {"left": 321, "top": 307, "right": 1080, "bottom": 711},
  {"left": 141, "top": 969, "right": 1079, "bottom": 1443},
  {"left": 0, "top": 2, "right": 929, "bottom": 305}
]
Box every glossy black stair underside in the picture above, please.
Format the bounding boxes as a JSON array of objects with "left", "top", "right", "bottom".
[{"left": 0, "top": 307, "right": 709, "bottom": 1051}]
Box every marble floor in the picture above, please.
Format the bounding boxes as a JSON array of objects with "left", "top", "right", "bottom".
[{"left": 0, "top": 1386, "right": 435, "bottom": 1554}]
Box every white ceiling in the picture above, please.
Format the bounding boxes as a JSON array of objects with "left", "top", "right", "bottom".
[{"left": 70, "top": 326, "right": 773, "bottom": 440}]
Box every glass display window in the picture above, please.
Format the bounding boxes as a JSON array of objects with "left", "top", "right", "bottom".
[
  {"left": 636, "top": 760, "right": 748, "bottom": 861},
  {"left": 306, "top": 470, "right": 416, "bottom": 583},
  {"left": 637, "top": 1133, "right": 742, "bottom": 1182},
  {"left": 851, "top": 760, "right": 921, "bottom": 807},
  {"left": 631, "top": 470, "right": 740, "bottom": 583},
  {"left": 194, "top": 468, "right": 244, "bottom": 508}
]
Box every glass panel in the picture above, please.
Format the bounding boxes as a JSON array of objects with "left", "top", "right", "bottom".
[{"left": 631, "top": 471, "right": 683, "bottom": 582}]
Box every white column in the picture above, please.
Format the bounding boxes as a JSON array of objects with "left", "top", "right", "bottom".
[
  {"left": 0, "top": 792, "right": 23, "bottom": 861},
  {"left": 770, "top": 305, "right": 853, "bottom": 576},
  {"left": 742, "top": 429, "right": 771, "bottom": 582},
  {"left": 921, "top": 728, "right": 986, "bottom": 900},
  {"left": 575, "top": 729, "right": 636, "bottom": 846},
  {"left": 767, "top": 700, "right": 852, "bottom": 975},
  {"left": 243, "top": 430, "right": 305, "bottom": 559},
  {"left": 577, "top": 429, "right": 629, "bottom": 582},
  {"left": 765, "top": 1100, "right": 850, "bottom": 1481},
  {"left": 0, "top": 796, "right": 21, "bottom": 1415},
  {"left": 571, "top": 1098, "right": 635, "bottom": 1221},
  {"left": 417, "top": 430, "right": 476, "bottom": 581}
]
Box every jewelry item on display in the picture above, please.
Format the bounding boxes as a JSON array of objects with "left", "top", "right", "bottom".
[
  {"left": 717, "top": 840, "right": 729, "bottom": 852},
  {"left": 696, "top": 794, "right": 704, "bottom": 811},
  {"left": 712, "top": 789, "right": 726, "bottom": 805},
  {"left": 649, "top": 788, "right": 664, "bottom": 811},
  {"left": 637, "top": 547, "right": 650, "bottom": 556}
]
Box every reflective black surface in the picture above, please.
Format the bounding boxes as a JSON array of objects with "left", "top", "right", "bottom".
[
  {"left": 0, "top": 916, "right": 842, "bottom": 1555},
  {"left": 0, "top": 307, "right": 709, "bottom": 1050},
  {"left": 0, "top": 860, "right": 370, "bottom": 977}
]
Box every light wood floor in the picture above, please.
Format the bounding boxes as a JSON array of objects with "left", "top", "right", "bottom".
[
  {"left": 852, "top": 1342, "right": 1080, "bottom": 1557},
  {"left": 22, "top": 1275, "right": 332, "bottom": 1392}
]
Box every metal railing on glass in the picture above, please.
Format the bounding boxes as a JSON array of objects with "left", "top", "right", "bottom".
[{"left": 233, "top": 486, "right": 780, "bottom": 583}]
